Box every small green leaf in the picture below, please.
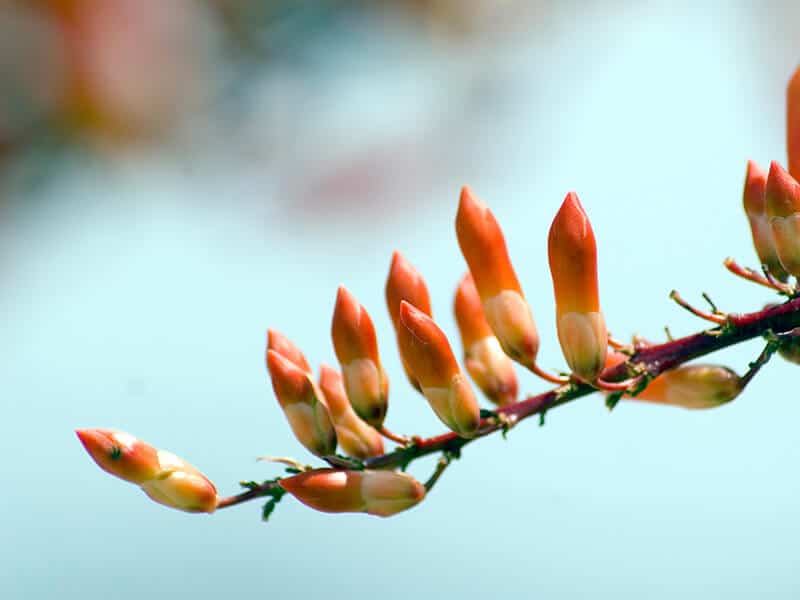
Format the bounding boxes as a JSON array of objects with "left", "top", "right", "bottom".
[
  {"left": 262, "top": 499, "right": 278, "bottom": 522},
  {"left": 606, "top": 392, "right": 623, "bottom": 411}
]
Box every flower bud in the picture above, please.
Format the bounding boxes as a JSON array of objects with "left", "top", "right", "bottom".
[
  {"left": 319, "top": 364, "right": 384, "bottom": 459},
  {"left": 788, "top": 66, "right": 800, "bottom": 180},
  {"left": 397, "top": 300, "right": 481, "bottom": 437},
  {"left": 742, "top": 160, "right": 789, "bottom": 280},
  {"left": 630, "top": 365, "right": 742, "bottom": 409},
  {"left": 766, "top": 161, "right": 800, "bottom": 277},
  {"left": 547, "top": 192, "right": 608, "bottom": 381},
  {"left": 267, "top": 349, "right": 337, "bottom": 457},
  {"left": 267, "top": 328, "right": 311, "bottom": 373},
  {"left": 455, "top": 186, "right": 539, "bottom": 367},
  {"left": 279, "top": 469, "right": 425, "bottom": 518},
  {"left": 385, "top": 251, "right": 432, "bottom": 390},
  {"left": 454, "top": 272, "right": 518, "bottom": 405},
  {"left": 76, "top": 429, "right": 217, "bottom": 513},
  {"left": 331, "top": 286, "right": 389, "bottom": 427}
]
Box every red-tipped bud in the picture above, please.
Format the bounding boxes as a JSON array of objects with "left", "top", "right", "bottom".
[
  {"left": 630, "top": 365, "right": 742, "bottom": 409},
  {"left": 76, "top": 429, "right": 217, "bottom": 513},
  {"left": 788, "top": 66, "right": 800, "bottom": 180},
  {"left": 766, "top": 161, "right": 800, "bottom": 277},
  {"left": 743, "top": 160, "right": 789, "bottom": 280},
  {"left": 267, "top": 350, "right": 337, "bottom": 457},
  {"left": 267, "top": 329, "right": 311, "bottom": 373},
  {"left": 454, "top": 273, "right": 518, "bottom": 405},
  {"left": 455, "top": 186, "right": 539, "bottom": 366},
  {"left": 319, "top": 364, "right": 384, "bottom": 459},
  {"left": 331, "top": 286, "right": 389, "bottom": 427},
  {"left": 397, "top": 301, "right": 481, "bottom": 437},
  {"left": 279, "top": 469, "right": 425, "bottom": 518},
  {"left": 385, "top": 251, "right": 432, "bottom": 390},
  {"left": 547, "top": 192, "right": 607, "bottom": 381},
  {"left": 76, "top": 428, "right": 161, "bottom": 484}
]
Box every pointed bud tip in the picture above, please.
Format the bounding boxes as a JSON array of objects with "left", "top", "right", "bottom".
[
  {"left": 75, "top": 428, "right": 111, "bottom": 455},
  {"left": 390, "top": 249, "right": 403, "bottom": 268},
  {"left": 457, "top": 185, "right": 486, "bottom": 218},
  {"left": 563, "top": 190, "right": 582, "bottom": 210},
  {"left": 743, "top": 160, "right": 767, "bottom": 216},
  {"left": 267, "top": 349, "right": 310, "bottom": 405},
  {"left": 766, "top": 160, "right": 800, "bottom": 218},
  {"left": 266, "top": 329, "right": 311, "bottom": 373}
]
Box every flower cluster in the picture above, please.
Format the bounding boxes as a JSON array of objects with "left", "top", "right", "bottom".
[{"left": 76, "top": 65, "right": 800, "bottom": 521}]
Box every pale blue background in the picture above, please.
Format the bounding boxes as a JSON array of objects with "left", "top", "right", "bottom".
[{"left": 3, "top": 2, "right": 800, "bottom": 598}]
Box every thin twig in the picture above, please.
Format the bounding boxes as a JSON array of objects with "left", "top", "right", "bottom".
[
  {"left": 608, "top": 334, "right": 627, "bottom": 350},
  {"left": 256, "top": 456, "right": 308, "bottom": 470},
  {"left": 217, "top": 481, "right": 282, "bottom": 509},
  {"left": 740, "top": 342, "right": 778, "bottom": 390},
  {"left": 424, "top": 454, "right": 453, "bottom": 493},
  {"left": 594, "top": 375, "right": 645, "bottom": 392},
  {"left": 379, "top": 425, "right": 412, "bottom": 446},
  {"left": 528, "top": 362, "right": 570, "bottom": 385},
  {"left": 669, "top": 290, "right": 727, "bottom": 324},
  {"left": 702, "top": 292, "right": 720, "bottom": 314},
  {"left": 724, "top": 257, "right": 793, "bottom": 294}
]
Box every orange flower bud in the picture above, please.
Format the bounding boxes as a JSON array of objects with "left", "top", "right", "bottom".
[
  {"left": 385, "top": 251, "right": 432, "bottom": 390},
  {"left": 742, "top": 160, "right": 789, "bottom": 280},
  {"left": 788, "top": 66, "right": 800, "bottom": 180},
  {"left": 547, "top": 192, "right": 608, "bottom": 381},
  {"left": 279, "top": 469, "right": 425, "bottom": 518},
  {"left": 455, "top": 186, "right": 539, "bottom": 367},
  {"left": 766, "top": 161, "right": 800, "bottom": 277},
  {"left": 76, "top": 429, "right": 218, "bottom": 513},
  {"left": 331, "top": 286, "right": 389, "bottom": 427},
  {"left": 267, "top": 328, "right": 311, "bottom": 373},
  {"left": 629, "top": 365, "right": 742, "bottom": 409},
  {"left": 266, "top": 350, "right": 337, "bottom": 457},
  {"left": 454, "top": 273, "right": 518, "bottom": 405},
  {"left": 76, "top": 428, "right": 161, "bottom": 484},
  {"left": 319, "top": 364, "right": 384, "bottom": 459},
  {"left": 397, "top": 301, "right": 481, "bottom": 437}
]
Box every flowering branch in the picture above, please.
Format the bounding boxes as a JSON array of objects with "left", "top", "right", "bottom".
[
  {"left": 213, "top": 293, "right": 800, "bottom": 510},
  {"left": 76, "top": 63, "right": 800, "bottom": 524}
]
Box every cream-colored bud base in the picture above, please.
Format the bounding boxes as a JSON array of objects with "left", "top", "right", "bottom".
[
  {"left": 343, "top": 359, "right": 388, "bottom": 425},
  {"left": 465, "top": 336, "right": 517, "bottom": 405},
  {"left": 482, "top": 290, "right": 539, "bottom": 365},
  {"left": 557, "top": 311, "right": 607, "bottom": 382},
  {"left": 421, "top": 374, "right": 480, "bottom": 437}
]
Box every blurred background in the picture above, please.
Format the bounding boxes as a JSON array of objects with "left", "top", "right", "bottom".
[{"left": 3, "top": 0, "right": 800, "bottom": 598}]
